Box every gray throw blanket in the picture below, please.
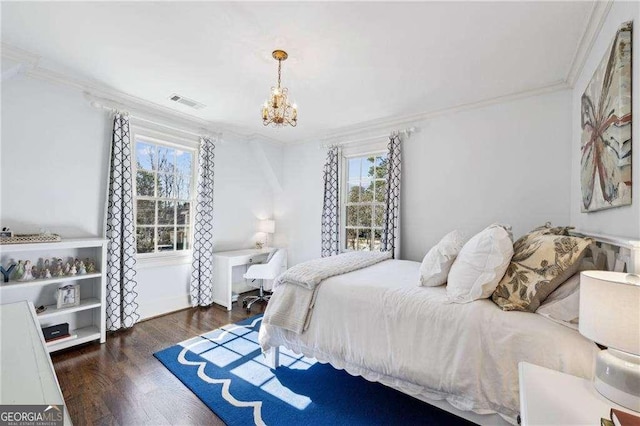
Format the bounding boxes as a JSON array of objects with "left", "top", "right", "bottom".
[{"left": 263, "top": 251, "right": 392, "bottom": 334}]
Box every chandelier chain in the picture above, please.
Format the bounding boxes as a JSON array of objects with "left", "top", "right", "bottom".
[{"left": 277, "top": 59, "right": 282, "bottom": 89}]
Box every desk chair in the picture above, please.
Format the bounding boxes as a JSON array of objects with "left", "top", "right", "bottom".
[{"left": 242, "top": 249, "right": 285, "bottom": 312}]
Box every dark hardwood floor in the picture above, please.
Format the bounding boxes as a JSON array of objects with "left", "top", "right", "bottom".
[{"left": 52, "top": 296, "right": 267, "bottom": 426}]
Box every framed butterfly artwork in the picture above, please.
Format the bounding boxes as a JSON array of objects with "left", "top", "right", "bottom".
[{"left": 581, "top": 21, "right": 632, "bottom": 212}]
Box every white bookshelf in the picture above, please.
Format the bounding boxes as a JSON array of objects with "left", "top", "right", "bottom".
[{"left": 0, "top": 237, "right": 107, "bottom": 353}]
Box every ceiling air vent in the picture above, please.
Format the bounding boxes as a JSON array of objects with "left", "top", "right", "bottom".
[{"left": 168, "top": 93, "right": 205, "bottom": 110}]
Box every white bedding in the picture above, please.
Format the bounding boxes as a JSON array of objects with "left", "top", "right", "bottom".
[{"left": 259, "top": 259, "right": 598, "bottom": 421}]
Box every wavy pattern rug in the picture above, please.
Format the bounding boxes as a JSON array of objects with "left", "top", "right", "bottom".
[{"left": 154, "top": 315, "right": 474, "bottom": 425}]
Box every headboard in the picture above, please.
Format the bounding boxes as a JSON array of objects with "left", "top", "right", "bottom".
[{"left": 571, "top": 230, "right": 640, "bottom": 274}]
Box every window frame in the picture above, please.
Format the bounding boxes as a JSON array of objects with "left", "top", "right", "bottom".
[
  {"left": 130, "top": 125, "right": 199, "bottom": 267},
  {"left": 340, "top": 144, "right": 388, "bottom": 253}
]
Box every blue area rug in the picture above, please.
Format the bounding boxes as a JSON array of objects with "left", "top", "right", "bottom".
[{"left": 154, "top": 315, "right": 474, "bottom": 425}]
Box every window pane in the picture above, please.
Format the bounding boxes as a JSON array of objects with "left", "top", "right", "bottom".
[
  {"left": 136, "top": 227, "right": 155, "bottom": 253},
  {"left": 357, "top": 205, "right": 372, "bottom": 227},
  {"left": 365, "top": 157, "right": 376, "bottom": 178},
  {"left": 348, "top": 158, "right": 360, "bottom": 181},
  {"left": 176, "top": 150, "right": 192, "bottom": 176},
  {"left": 136, "top": 200, "right": 155, "bottom": 225},
  {"left": 373, "top": 229, "right": 383, "bottom": 251},
  {"left": 374, "top": 156, "right": 388, "bottom": 179},
  {"left": 346, "top": 205, "right": 357, "bottom": 227},
  {"left": 157, "top": 227, "right": 175, "bottom": 251},
  {"left": 157, "top": 147, "right": 176, "bottom": 173},
  {"left": 361, "top": 180, "right": 374, "bottom": 202},
  {"left": 177, "top": 202, "right": 190, "bottom": 225},
  {"left": 136, "top": 142, "right": 156, "bottom": 171},
  {"left": 374, "top": 205, "right": 384, "bottom": 228},
  {"left": 175, "top": 174, "right": 191, "bottom": 199},
  {"left": 357, "top": 229, "right": 372, "bottom": 251},
  {"left": 347, "top": 183, "right": 360, "bottom": 203},
  {"left": 136, "top": 171, "right": 155, "bottom": 196},
  {"left": 157, "top": 173, "right": 176, "bottom": 198},
  {"left": 375, "top": 180, "right": 387, "bottom": 203},
  {"left": 158, "top": 201, "right": 175, "bottom": 225},
  {"left": 176, "top": 227, "right": 190, "bottom": 250},
  {"left": 346, "top": 228, "right": 357, "bottom": 250}
]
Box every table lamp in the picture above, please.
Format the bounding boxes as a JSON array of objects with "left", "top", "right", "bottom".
[
  {"left": 258, "top": 219, "right": 275, "bottom": 248},
  {"left": 579, "top": 271, "right": 640, "bottom": 411}
]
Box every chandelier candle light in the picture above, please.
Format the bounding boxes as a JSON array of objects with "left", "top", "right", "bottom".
[{"left": 262, "top": 50, "right": 298, "bottom": 127}]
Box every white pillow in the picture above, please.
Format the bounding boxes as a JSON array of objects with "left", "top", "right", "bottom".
[
  {"left": 535, "top": 273, "right": 580, "bottom": 329},
  {"left": 418, "top": 230, "right": 465, "bottom": 287},
  {"left": 446, "top": 224, "right": 514, "bottom": 303}
]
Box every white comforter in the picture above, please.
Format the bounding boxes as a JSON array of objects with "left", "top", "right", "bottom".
[{"left": 259, "top": 259, "right": 598, "bottom": 421}]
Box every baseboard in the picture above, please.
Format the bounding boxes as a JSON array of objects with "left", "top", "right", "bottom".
[{"left": 139, "top": 294, "right": 190, "bottom": 321}]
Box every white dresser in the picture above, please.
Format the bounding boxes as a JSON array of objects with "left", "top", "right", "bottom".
[
  {"left": 0, "top": 301, "right": 72, "bottom": 425},
  {"left": 212, "top": 248, "right": 287, "bottom": 310}
]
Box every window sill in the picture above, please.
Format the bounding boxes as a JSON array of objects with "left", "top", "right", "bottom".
[{"left": 136, "top": 253, "right": 192, "bottom": 269}]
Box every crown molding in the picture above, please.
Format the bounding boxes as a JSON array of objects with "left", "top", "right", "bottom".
[
  {"left": 302, "top": 80, "right": 571, "bottom": 146},
  {"left": 1, "top": 43, "right": 40, "bottom": 66},
  {"left": 564, "top": 0, "right": 613, "bottom": 88},
  {"left": 1, "top": 43, "right": 285, "bottom": 145}
]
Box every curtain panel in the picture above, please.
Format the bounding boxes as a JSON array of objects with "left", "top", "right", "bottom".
[
  {"left": 321, "top": 146, "right": 340, "bottom": 257},
  {"left": 381, "top": 134, "right": 402, "bottom": 259},
  {"left": 105, "top": 113, "right": 140, "bottom": 331},
  {"left": 190, "top": 136, "right": 216, "bottom": 307}
]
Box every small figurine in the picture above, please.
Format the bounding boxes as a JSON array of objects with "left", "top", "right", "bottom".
[
  {"left": 69, "top": 264, "right": 77, "bottom": 276},
  {"left": 53, "top": 259, "right": 64, "bottom": 277},
  {"left": 85, "top": 259, "right": 96, "bottom": 274},
  {"left": 13, "top": 260, "right": 25, "bottom": 280},
  {"left": 78, "top": 261, "right": 87, "bottom": 275},
  {"left": 44, "top": 268, "right": 52, "bottom": 279},
  {"left": 19, "top": 260, "right": 34, "bottom": 281},
  {"left": 63, "top": 262, "right": 70, "bottom": 276},
  {"left": 31, "top": 266, "right": 39, "bottom": 279}
]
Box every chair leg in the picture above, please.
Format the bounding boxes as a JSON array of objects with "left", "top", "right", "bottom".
[{"left": 242, "top": 281, "right": 271, "bottom": 312}]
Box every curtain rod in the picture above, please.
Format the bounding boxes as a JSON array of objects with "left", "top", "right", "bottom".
[
  {"left": 320, "top": 127, "right": 416, "bottom": 149},
  {"left": 89, "top": 99, "right": 221, "bottom": 140}
]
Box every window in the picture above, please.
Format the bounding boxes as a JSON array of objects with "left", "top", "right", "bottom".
[
  {"left": 343, "top": 154, "right": 388, "bottom": 251},
  {"left": 133, "top": 136, "right": 195, "bottom": 256}
]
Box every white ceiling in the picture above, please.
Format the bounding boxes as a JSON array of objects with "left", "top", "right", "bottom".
[{"left": 1, "top": 1, "right": 594, "bottom": 143}]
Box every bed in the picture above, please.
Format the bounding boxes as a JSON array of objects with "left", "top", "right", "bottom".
[{"left": 258, "top": 233, "right": 639, "bottom": 425}]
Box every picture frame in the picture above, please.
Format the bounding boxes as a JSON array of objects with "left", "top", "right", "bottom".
[{"left": 57, "top": 284, "right": 80, "bottom": 309}]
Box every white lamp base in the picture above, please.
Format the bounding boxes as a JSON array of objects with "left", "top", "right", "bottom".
[{"left": 594, "top": 348, "right": 640, "bottom": 412}]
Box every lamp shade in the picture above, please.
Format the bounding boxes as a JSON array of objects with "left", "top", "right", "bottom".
[
  {"left": 258, "top": 220, "right": 275, "bottom": 234},
  {"left": 579, "top": 271, "right": 640, "bottom": 355}
]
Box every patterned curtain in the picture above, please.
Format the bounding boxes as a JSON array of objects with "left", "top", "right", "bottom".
[
  {"left": 381, "top": 134, "right": 402, "bottom": 259},
  {"left": 321, "top": 146, "right": 340, "bottom": 257},
  {"left": 190, "top": 136, "right": 216, "bottom": 307},
  {"left": 106, "top": 113, "right": 140, "bottom": 331}
]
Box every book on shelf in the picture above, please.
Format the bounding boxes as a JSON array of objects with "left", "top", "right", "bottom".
[{"left": 611, "top": 408, "right": 640, "bottom": 426}]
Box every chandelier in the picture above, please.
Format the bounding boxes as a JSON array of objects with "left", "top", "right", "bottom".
[{"left": 262, "top": 50, "right": 298, "bottom": 127}]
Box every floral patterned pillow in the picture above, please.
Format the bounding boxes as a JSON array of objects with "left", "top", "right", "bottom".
[{"left": 491, "top": 226, "right": 592, "bottom": 312}]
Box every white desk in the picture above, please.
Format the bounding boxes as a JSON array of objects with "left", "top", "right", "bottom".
[
  {"left": 0, "top": 301, "right": 72, "bottom": 425},
  {"left": 519, "top": 362, "right": 637, "bottom": 426},
  {"left": 212, "top": 248, "right": 287, "bottom": 310}
]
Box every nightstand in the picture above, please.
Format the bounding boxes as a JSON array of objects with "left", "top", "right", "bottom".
[{"left": 518, "top": 361, "right": 637, "bottom": 425}]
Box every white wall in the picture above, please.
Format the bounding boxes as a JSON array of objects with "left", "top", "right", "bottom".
[
  {"left": 278, "top": 90, "right": 573, "bottom": 264},
  {"left": 570, "top": 1, "right": 640, "bottom": 239},
  {"left": 1, "top": 74, "right": 280, "bottom": 319}
]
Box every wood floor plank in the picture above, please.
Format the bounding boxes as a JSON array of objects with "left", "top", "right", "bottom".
[{"left": 52, "top": 298, "right": 264, "bottom": 425}]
